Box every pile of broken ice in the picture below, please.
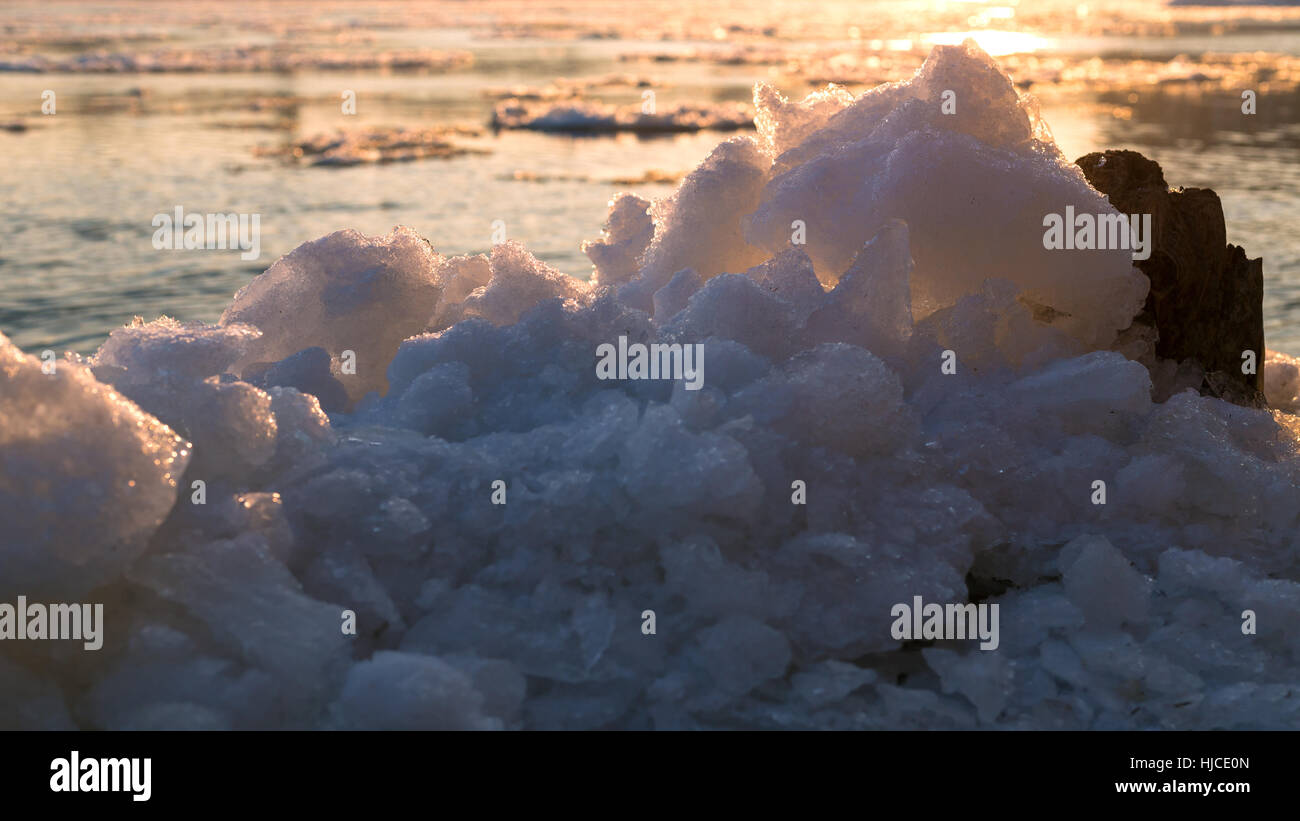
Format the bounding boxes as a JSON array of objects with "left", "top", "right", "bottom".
[{"left": 3, "top": 41, "right": 1299, "bottom": 730}]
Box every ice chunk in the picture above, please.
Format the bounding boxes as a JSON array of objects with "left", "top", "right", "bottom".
[
  {"left": 791, "top": 660, "right": 877, "bottom": 709},
  {"left": 428, "top": 254, "right": 492, "bottom": 332},
  {"left": 695, "top": 616, "right": 791, "bottom": 697},
  {"left": 1060, "top": 535, "right": 1151, "bottom": 631},
  {"left": 743, "top": 247, "right": 825, "bottom": 324},
  {"left": 244, "top": 346, "right": 348, "bottom": 414},
  {"left": 621, "top": 137, "right": 771, "bottom": 314},
  {"left": 1264, "top": 349, "right": 1300, "bottom": 413},
  {"left": 1007, "top": 351, "right": 1153, "bottom": 434},
  {"left": 332, "top": 651, "right": 499, "bottom": 730},
  {"left": 771, "top": 532, "right": 967, "bottom": 658},
  {"left": 661, "top": 273, "right": 798, "bottom": 361},
  {"left": 0, "top": 332, "right": 188, "bottom": 597},
  {"left": 923, "top": 647, "right": 1012, "bottom": 724},
  {"left": 265, "top": 386, "right": 335, "bottom": 474},
  {"left": 453, "top": 240, "right": 591, "bottom": 328},
  {"left": 389, "top": 361, "right": 475, "bottom": 438},
  {"left": 93, "top": 317, "right": 261, "bottom": 385},
  {"left": 221, "top": 226, "right": 444, "bottom": 404},
  {"left": 734, "top": 343, "right": 917, "bottom": 459},
  {"left": 651, "top": 267, "right": 702, "bottom": 323},
  {"left": 127, "top": 535, "right": 351, "bottom": 721},
  {"left": 582, "top": 193, "right": 654, "bottom": 287},
  {"left": 744, "top": 41, "right": 1149, "bottom": 349},
  {"left": 753, "top": 81, "right": 855, "bottom": 160},
  {"left": 1115, "top": 454, "right": 1186, "bottom": 516},
  {"left": 177, "top": 378, "right": 279, "bottom": 480},
  {"left": 801, "top": 220, "right": 913, "bottom": 361}
]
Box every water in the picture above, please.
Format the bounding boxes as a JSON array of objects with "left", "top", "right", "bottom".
[{"left": 2, "top": 0, "right": 1298, "bottom": 353}]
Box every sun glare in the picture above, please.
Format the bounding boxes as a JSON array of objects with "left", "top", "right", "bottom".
[{"left": 921, "top": 29, "right": 1055, "bottom": 56}]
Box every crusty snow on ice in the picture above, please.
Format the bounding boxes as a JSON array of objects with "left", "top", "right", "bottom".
[{"left": 3, "top": 41, "right": 1299, "bottom": 730}]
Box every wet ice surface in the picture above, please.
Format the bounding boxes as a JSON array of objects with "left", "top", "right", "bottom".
[{"left": 3, "top": 41, "right": 1300, "bottom": 730}]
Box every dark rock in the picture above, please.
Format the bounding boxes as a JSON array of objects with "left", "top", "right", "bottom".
[{"left": 1076, "top": 149, "right": 1265, "bottom": 407}]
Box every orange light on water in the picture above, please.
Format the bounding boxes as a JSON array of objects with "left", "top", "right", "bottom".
[{"left": 921, "top": 29, "right": 1055, "bottom": 56}]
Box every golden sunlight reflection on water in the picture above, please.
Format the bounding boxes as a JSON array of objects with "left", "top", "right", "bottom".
[{"left": 921, "top": 30, "right": 1057, "bottom": 57}]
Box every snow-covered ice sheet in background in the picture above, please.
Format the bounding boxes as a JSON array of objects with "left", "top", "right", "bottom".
[{"left": 2, "top": 41, "right": 1299, "bottom": 730}]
